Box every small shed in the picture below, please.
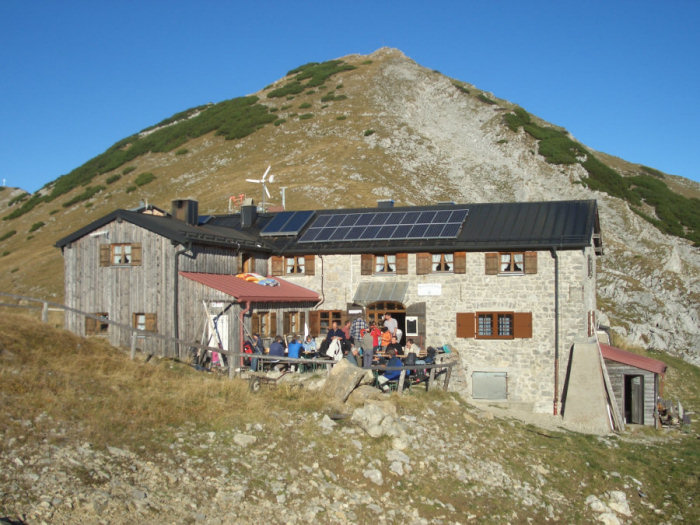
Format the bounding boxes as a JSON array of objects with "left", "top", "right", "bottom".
[{"left": 601, "top": 344, "right": 667, "bottom": 427}]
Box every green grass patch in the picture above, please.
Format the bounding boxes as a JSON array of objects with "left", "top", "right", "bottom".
[
  {"left": 2, "top": 251, "right": 10, "bottom": 257},
  {"left": 298, "top": 113, "right": 314, "bottom": 120},
  {"left": 62, "top": 185, "right": 105, "bottom": 207},
  {"left": 477, "top": 93, "right": 496, "bottom": 105},
  {"left": 364, "top": 129, "right": 375, "bottom": 137},
  {"left": 299, "top": 102, "right": 312, "bottom": 109},
  {"left": 0, "top": 230, "right": 16, "bottom": 242},
  {"left": 126, "top": 185, "right": 137, "bottom": 194},
  {"left": 122, "top": 166, "right": 136, "bottom": 175},
  {"left": 29, "top": 221, "right": 45, "bottom": 233},
  {"left": 49, "top": 209, "right": 59, "bottom": 215},
  {"left": 505, "top": 107, "right": 699, "bottom": 244},
  {"left": 336, "top": 115, "right": 347, "bottom": 121},
  {"left": 362, "top": 60, "right": 373, "bottom": 65},
  {"left": 175, "top": 148, "right": 189, "bottom": 155},
  {"left": 134, "top": 172, "right": 155, "bottom": 187},
  {"left": 7, "top": 193, "right": 29, "bottom": 207},
  {"left": 453, "top": 82, "right": 470, "bottom": 94},
  {"left": 273, "top": 119, "right": 286, "bottom": 126},
  {"left": 105, "top": 174, "right": 121, "bottom": 184}
]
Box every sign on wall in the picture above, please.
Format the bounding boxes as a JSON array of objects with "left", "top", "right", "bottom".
[{"left": 417, "top": 283, "right": 442, "bottom": 296}]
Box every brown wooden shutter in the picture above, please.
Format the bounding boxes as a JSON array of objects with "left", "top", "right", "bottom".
[
  {"left": 485, "top": 253, "right": 499, "bottom": 275},
  {"left": 456, "top": 312, "right": 475, "bottom": 338},
  {"left": 396, "top": 253, "right": 408, "bottom": 275},
  {"left": 145, "top": 313, "right": 157, "bottom": 332},
  {"left": 130, "top": 244, "right": 142, "bottom": 266},
  {"left": 309, "top": 311, "right": 320, "bottom": 337},
  {"left": 416, "top": 253, "right": 431, "bottom": 275},
  {"left": 524, "top": 251, "right": 537, "bottom": 274},
  {"left": 361, "top": 254, "right": 373, "bottom": 275},
  {"left": 304, "top": 255, "right": 315, "bottom": 276},
  {"left": 100, "top": 244, "right": 110, "bottom": 267},
  {"left": 270, "top": 256, "right": 284, "bottom": 276},
  {"left": 453, "top": 252, "right": 467, "bottom": 274},
  {"left": 85, "top": 316, "right": 97, "bottom": 335},
  {"left": 269, "top": 312, "right": 277, "bottom": 336},
  {"left": 513, "top": 312, "right": 532, "bottom": 338},
  {"left": 283, "top": 313, "right": 291, "bottom": 336},
  {"left": 251, "top": 313, "right": 260, "bottom": 335}
]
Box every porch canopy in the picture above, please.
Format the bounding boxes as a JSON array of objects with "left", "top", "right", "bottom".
[
  {"left": 353, "top": 281, "right": 408, "bottom": 306},
  {"left": 600, "top": 343, "right": 667, "bottom": 375},
  {"left": 180, "top": 272, "right": 320, "bottom": 303}
]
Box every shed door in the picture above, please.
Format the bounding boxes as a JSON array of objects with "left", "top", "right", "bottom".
[
  {"left": 472, "top": 371, "right": 507, "bottom": 400},
  {"left": 624, "top": 375, "right": 644, "bottom": 425}
]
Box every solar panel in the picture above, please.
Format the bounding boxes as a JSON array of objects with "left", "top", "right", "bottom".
[
  {"left": 260, "top": 210, "right": 316, "bottom": 236},
  {"left": 297, "top": 208, "right": 469, "bottom": 243}
]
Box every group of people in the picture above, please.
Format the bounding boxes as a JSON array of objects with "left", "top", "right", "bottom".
[{"left": 245, "top": 312, "right": 436, "bottom": 391}]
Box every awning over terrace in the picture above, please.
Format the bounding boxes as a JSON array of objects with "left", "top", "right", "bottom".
[
  {"left": 180, "top": 272, "right": 320, "bottom": 303},
  {"left": 353, "top": 281, "right": 409, "bottom": 306}
]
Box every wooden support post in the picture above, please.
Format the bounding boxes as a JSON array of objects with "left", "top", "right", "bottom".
[
  {"left": 443, "top": 365, "right": 452, "bottom": 391},
  {"left": 42, "top": 302, "right": 49, "bottom": 323},
  {"left": 397, "top": 369, "right": 406, "bottom": 393},
  {"left": 429, "top": 366, "right": 436, "bottom": 388},
  {"left": 130, "top": 331, "right": 137, "bottom": 360}
]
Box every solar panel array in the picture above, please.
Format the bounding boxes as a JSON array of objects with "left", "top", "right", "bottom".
[
  {"left": 298, "top": 208, "right": 469, "bottom": 243},
  {"left": 260, "top": 210, "right": 316, "bottom": 236}
]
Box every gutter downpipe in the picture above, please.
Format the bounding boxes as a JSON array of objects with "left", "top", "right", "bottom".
[
  {"left": 237, "top": 301, "right": 251, "bottom": 378},
  {"left": 550, "top": 247, "right": 560, "bottom": 416},
  {"left": 173, "top": 242, "right": 192, "bottom": 359}
]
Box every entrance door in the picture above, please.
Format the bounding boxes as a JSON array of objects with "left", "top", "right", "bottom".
[
  {"left": 624, "top": 375, "right": 644, "bottom": 424},
  {"left": 367, "top": 301, "right": 406, "bottom": 344}
]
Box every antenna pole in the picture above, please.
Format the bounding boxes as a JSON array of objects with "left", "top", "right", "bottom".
[{"left": 280, "top": 187, "right": 287, "bottom": 210}]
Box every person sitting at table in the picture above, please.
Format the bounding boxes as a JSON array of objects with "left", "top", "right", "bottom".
[
  {"left": 326, "top": 321, "right": 346, "bottom": 343},
  {"left": 405, "top": 338, "right": 424, "bottom": 364},
  {"left": 380, "top": 326, "right": 392, "bottom": 350},
  {"left": 287, "top": 335, "right": 302, "bottom": 372},
  {"left": 386, "top": 335, "right": 404, "bottom": 357},
  {"left": 268, "top": 335, "right": 285, "bottom": 370},
  {"left": 345, "top": 343, "right": 361, "bottom": 367},
  {"left": 376, "top": 348, "right": 405, "bottom": 392},
  {"left": 302, "top": 334, "right": 317, "bottom": 357}
]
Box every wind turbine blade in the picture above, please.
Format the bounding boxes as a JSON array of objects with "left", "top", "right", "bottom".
[
  {"left": 264, "top": 185, "right": 271, "bottom": 198},
  {"left": 245, "top": 179, "right": 260, "bottom": 183},
  {"left": 262, "top": 165, "right": 271, "bottom": 182},
  {"left": 268, "top": 174, "right": 275, "bottom": 183}
]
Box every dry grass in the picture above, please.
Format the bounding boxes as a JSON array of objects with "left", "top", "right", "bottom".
[{"left": 0, "top": 313, "right": 326, "bottom": 453}]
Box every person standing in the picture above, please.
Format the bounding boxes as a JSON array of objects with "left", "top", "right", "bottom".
[
  {"left": 361, "top": 327, "right": 374, "bottom": 368},
  {"left": 350, "top": 316, "right": 368, "bottom": 345},
  {"left": 383, "top": 312, "right": 398, "bottom": 337}
]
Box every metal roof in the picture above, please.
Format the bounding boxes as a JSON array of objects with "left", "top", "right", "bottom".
[
  {"left": 55, "top": 209, "right": 269, "bottom": 251},
  {"left": 179, "top": 272, "right": 320, "bottom": 303},
  {"left": 600, "top": 343, "right": 667, "bottom": 375}
]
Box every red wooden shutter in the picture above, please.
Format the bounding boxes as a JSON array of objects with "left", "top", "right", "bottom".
[
  {"left": 485, "top": 253, "right": 499, "bottom": 275},
  {"left": 270, "top": 256, "right": 284, "bottom": 276},
  {"left": 308, "top": 311, "right": 320, "bottom": 337},
  {"left": 513, "top": 312, "right": 532, "bottom": 338},
  {"left": 453, "top": 252, "right": 467, "bottom": 274},
  {"left": 361, "top": 254, "right": 373, "bottom": 275},
  {"left": 416, "top": 253, "right": 431, "bottom": 275},
  {"left": 524, "top": 251, "right": 537, "bottom": 274},
  {"left": 304, "top": 255, "right": 315, "bottom": 276},
  {"left": 396, "top": 253, "right": 408, "bottom": 275},
  {"left": 100, "top": 244, "right": 110, "bottom": 267},
  {"left": 456, "top": 313, "right": 475, "bottom": 338}
]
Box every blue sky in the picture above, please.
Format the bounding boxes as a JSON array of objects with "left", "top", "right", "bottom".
[{"left": 1, "top": 1, "right": 698, "bottom": 193}]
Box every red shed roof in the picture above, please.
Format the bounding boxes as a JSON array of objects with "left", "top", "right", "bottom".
[
  {"left": 180, "top": 272, "right": 320, "bottom": 303},
  {"left": 600, "top": 343, "right": 667, "bottom": 375}
]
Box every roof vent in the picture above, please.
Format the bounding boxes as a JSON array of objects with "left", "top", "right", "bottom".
[
  {"left": 241, "top": 204, "right": 258, "bottom": 228},
  {"left": 172, "top": 199, "right": 199, "bottom": 226},
  {"left": 377, "top": 199, "right": 394, "bottom": 209}
]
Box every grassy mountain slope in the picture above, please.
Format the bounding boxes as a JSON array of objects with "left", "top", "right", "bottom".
[
  {"left": 0, "top": 312, "right": 698, "bottom": 523},
  {"left": 0, "top": 48, "right": 697, "bottom": 361}
]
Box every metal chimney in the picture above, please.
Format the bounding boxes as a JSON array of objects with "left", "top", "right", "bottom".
[{"left": 171, "top": 199, "right": 199, "bottom": 226}]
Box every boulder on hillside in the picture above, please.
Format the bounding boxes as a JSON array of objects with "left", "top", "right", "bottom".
[{"left": 321, "top": 358, "right": 367, "bottom": 403}]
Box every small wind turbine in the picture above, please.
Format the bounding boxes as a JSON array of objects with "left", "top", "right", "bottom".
[{"left": 246, "top": 165, "right": 275, "bottom": 211}]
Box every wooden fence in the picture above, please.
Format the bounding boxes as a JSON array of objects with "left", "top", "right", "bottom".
[{"left": 0, "top": 291, "right": 455, "bottom": 391}]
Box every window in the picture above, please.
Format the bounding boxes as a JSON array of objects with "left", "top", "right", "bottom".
[
  {"left": 85, "top": 312, "right": 109, "bottom": 335},
  {"left": 456, "top": 312, "right": 532, "bottom": 339},
  {"left": 485, "top": 252, "right": 537, "bottom": 275},
  {"left": 252, "top": 311, "right": 277, "bottom": 337},
  {"left": 432, "top": 253, "right": 453, "bottom": 272},
  {"left": 500, "top": 252, "right": 523, "bottom": 273},
  {"left": 375, "top": 254, "right": 396, "bottom": 273},
  {"left": 283, "top": 311, "right": 304, "bottom": 336},
  {"left": 416, "top": 252, "right": 466, "bottom": 274},
  {"left": 100, "top": 243, "right": 142, "bottom": 267},
  {"left": 132, "top": 313, "right": 156, "bottom": 332},
  {"left": 270, "top": 255, "right": 315, "bottom": 276},
  {"left": 308, "top": 310, "right": 343, "bottom": 337},
  {"left": 285, "top": 256, "right": 305, "bottom": 274}
]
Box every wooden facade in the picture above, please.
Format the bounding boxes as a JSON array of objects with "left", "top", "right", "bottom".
[{"left": 604, "top": 360, "right": 659, "bottom": 426}]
